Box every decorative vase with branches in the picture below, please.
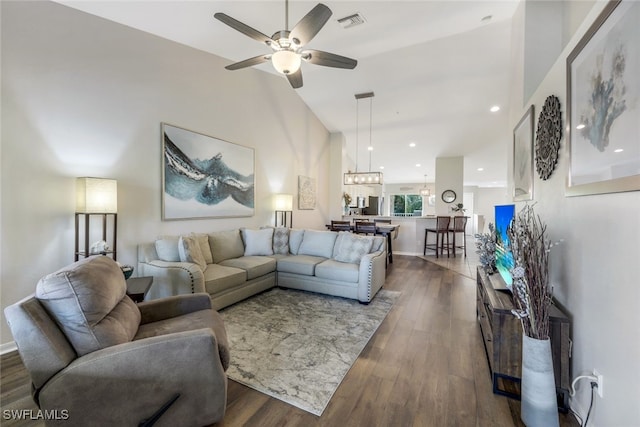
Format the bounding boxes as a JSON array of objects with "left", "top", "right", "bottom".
[
  {"left": 451, "top": 203, "right": 466, "bottom": 215},
  {"left": 506, "top": 204, "right": 559, "bottom": 339},
  {"left": 506, "top": 204, "right": 561, "bottom": 427}
]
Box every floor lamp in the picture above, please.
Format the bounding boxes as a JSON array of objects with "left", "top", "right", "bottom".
[{"left": 274, "top": 194, "right": 293, "bottom": 228}]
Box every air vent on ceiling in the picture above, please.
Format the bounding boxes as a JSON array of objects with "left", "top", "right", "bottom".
[{"left": 337, "top": 13, "right": 366, "bottom": 29}]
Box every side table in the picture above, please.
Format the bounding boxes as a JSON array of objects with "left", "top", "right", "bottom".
[{"left": 126, "top": 276, "right": 153, "bottom": 303}]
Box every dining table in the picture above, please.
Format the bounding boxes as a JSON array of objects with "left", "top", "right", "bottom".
[{"left": 326, "top": 223, "right": 400, "bottom": 264}]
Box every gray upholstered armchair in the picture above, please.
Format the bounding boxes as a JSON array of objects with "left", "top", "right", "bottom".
[{"left": 4, "top": 256, "right": 230, "bottom": 427}]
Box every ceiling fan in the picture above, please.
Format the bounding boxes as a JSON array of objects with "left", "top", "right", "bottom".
[{"left": 214, "top": 1, "right": 357, "bottom": 89}]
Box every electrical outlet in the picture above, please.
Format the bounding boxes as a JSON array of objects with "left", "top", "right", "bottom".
[{"left": 593, "top": 369, "right": 604, "bottom": 398}]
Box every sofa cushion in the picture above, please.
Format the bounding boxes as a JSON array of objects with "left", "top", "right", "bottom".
[
  {"left": 203, "top": 264, "right": 247, "bottom": 294},
  {"left": 371, "top": 235, "right": 385, "bottom": 253},
  {"left": 288, "top": 229, "right": 305, "bottom": 255},
  {"left": 209, "top": 229, "right": 244, "bottom": 263},
  {"left": 277, "top": 255, "right": 326, "bottom": 276},
  {"left": 242, "top": 228, "right": 274, "bottom": 256},
  {"left": 315, "top": 259, "right": 360, "bottom": 283},
  {"left": 178, "top": 236, "right": 207, "bottom": 270},
  {"left": 298, "top": 230, "right": 337, "bottom": 259},
  {"left": 134, "top": 308, "right": 230, "bottom": 371},
  {"left": 155, "top": 235, "right": 180, "bottom": 262},
  {"left": 272, "top": 227, "right": 290, "bottom": 255},
  {"left": 219, "top": 256, "right": 276, "bottom": 280},
  {"left": 333, "top": 232, "right": 374, "bottom": 264},
  {"left": 35, "top": 256, "right": 141, "bottom": 357}
]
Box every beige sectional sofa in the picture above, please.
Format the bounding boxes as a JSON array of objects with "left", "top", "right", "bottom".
[{"left": 138, "top": 227, "right": 387, "bottom": 310}]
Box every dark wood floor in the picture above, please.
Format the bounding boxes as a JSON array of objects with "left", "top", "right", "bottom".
[{"left": 1, "top": 256, "right": 578, "bottom": 427}]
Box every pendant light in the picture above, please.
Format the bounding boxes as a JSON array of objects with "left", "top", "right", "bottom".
[
  {"left": 344, "top": 92, "right": 383, "bottom": 185},
  {"left": 420, "top": 174, "right": 431, "bottom": 197}
]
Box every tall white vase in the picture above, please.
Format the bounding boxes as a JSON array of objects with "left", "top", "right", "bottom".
[{"left": 521, "top": 335, "right": 559, "bottom": 427}]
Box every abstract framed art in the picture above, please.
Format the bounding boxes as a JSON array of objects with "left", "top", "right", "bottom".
[
  {"left": 161, "top": 123, "right": 254, "bottom": 220},
  {"left": 513, "top": 105, "right": 534, "bottom": 201},
  {"left": 566, "top": 0, "right": 640, "bottom": 196}
]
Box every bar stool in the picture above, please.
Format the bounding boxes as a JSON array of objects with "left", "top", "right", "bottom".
[
  {"left": 448, "top": 216, "right": 468, "bottom": 257},
  {"left": 423, "top": 216, "right": 450, "bottom": 258}
]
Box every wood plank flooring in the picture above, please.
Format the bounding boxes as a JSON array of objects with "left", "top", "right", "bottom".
[{"left": 1, "top": 255, "right": 578, "bottom": 426}]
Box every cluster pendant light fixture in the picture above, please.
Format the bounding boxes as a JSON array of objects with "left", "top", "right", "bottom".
[{"left": 344, "top": 92, "right": 383, "bottom": 185}]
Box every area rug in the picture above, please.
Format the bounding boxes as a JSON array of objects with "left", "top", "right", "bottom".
[{"left": 220, "top": 288, "right": 400, "bottom": 416}]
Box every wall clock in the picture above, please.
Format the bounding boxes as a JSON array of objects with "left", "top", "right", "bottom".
[
  {"left": 442, "top": 190, "right": 456, "bottom": 203},
  {"left": 535, "top": 95, "right": 563, "bottom": 180}
]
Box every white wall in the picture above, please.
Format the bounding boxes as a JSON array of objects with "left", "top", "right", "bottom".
[
  {"left": 0, "top": 1, "right": 331, "bottom": 346},
  {"left": 510, "top": 2, "right": 640, "bottom": 425}
]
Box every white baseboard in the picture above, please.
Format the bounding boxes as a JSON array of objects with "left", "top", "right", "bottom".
[{"left": 0, "top": 341, "right": 17, "bottom": 355}]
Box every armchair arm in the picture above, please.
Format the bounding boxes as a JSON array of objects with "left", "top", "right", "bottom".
[
  {"left": 137, "top": 293, "right": 212, "bottom": 324},
  {"left": 39, "top": 330, "right": 227, "bottom": 427},
  {"left": 137, "top": 260, "right": 205, "bottom": 300},
  {"left": 358, "top": 250, "right": 387, "bottom": 303}
]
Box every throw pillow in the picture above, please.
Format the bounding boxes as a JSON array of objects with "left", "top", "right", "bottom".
[
  {"left": 191, "top": 233, "right": 213, "bottom": 265},
  {"left": 209, "top": 229, "right": 245, "bottom": 263},
  {"left": 155, "top": 235, "right": 180, "bottom": 262},
  {"left": 272, "top": 227, "right": 290, "bottom": 255},
  {"left": 298, "top": 230, "right": 338, "bottom": 258},
  {"left": 178, "top": 236, "right": 207, "bottom": 270},
  {"left": 242, "top": 228, "right": 274, "bottom": 256},
  {"left": 333, "top": 233, "right": 374, "bottom": 264}
]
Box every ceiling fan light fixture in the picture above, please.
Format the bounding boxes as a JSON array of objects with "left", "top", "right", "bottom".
[{"left": 272, "top": 50, "right": 301, "bottom": 74}]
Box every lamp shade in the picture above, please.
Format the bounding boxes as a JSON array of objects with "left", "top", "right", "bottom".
[
  {"left": 271, "top": 50, "right": 301, "bottom": 75},
  {"left": 273, "top": 193, "right": 293, "bottom": 211},
  {"left": 76, "top": 177, "right": 118, "bottom": 213}
]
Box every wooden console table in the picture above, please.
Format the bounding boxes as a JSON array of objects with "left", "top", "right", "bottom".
[
  {"left": 126, "top": 276, "right": 153, "bottom": 303},
  {"left": 476, "top": 267, "right": 571, "bottom": 410}
]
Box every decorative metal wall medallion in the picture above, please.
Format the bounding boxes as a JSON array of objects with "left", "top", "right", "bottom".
[{"left": 535, "top": 95, "right": 563, "bottom": 180}]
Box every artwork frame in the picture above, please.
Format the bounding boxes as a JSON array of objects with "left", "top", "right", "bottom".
[
  {"left": 566, "top": 0, "right": 640, "bottom": 196},
  {"left": 161, "top": 123, "right": 254, "bottom": 220},
  {"left": 298, "top": 175, "right": 316, "bottom": 210},
  {"left": 513, "top": 105, "right": 534, "bottom": 201}
]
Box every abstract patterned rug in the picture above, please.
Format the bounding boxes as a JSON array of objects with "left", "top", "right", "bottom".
[{"left": 220, "top": 288, "right": 399, "bottom": 416}]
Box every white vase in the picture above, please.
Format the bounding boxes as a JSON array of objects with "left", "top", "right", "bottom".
[{"left": 521, "top": 335, "right": 559, "bottom": 427}]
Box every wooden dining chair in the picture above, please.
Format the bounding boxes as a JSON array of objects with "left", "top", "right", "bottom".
[
  {"left": 330, "top": 220, "right": 352, "bottom": 232},
  {"left": 354, "top": 221, "right": 377, "bottom": 235},
  {"left": 423, "top": 216, "right": 450, "bottom": 258},
  {"left": 448, "top": 216, "right": 468, "bottom": 257}
]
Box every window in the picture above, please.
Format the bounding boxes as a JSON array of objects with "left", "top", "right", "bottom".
[{"left": 392, "top": 194, "right": 423, "bottom": 216}]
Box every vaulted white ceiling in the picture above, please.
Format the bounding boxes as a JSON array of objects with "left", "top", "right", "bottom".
[{"left": 56, "top": 0, "right": 520, "bottom": 186}]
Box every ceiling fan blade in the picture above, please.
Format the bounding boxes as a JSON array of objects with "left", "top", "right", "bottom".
[
  {"left": 302, "top": 49, "right": 357, "bottom": 69},
  {"left": 225, "top": 55, "right": 271, "bottom": 71},
  {"left": 286, "top": 69, "right": 303, "bottom": 89},
  {"left": 289, "top": 3, "right": 332, "bottom": 46},
  {"left": 214, "top": 13, "right": 273, "bottom": 45}
]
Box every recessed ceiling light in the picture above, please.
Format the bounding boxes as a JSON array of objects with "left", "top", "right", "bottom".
[
  {"left": 379, "top": 166, "right": 384, "bottom": 170},
  {"left": 490, "top": 105, "right": 500, "bottom": 113},
  {"left": 477, "top": 168, "right": 484, "bottom": 171},
  {"left": 416, "top": 163, "right": 421, "bottom": 167},
  {"left": 409, "top": 143, "right": 416, "bottom": 148},
  {"left": 368, "top": 146, "right": 373, "bottom": 151},
  {"left": 576, "top": 124, "right": 586, "bottom": 130},
  {"left": 614, "top": 148, "right": 624, "bottom": 153}
]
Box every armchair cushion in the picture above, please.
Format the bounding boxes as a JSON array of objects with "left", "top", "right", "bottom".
[
  {"left": 135, "top": 308, "right": 230, "bottom": 371},
  {"left": 35, "top": 256, "right": 141, "bottom": 356}
]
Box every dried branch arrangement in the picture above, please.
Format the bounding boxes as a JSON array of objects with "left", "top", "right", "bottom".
[{"left": 507, "top": 205, "right": 557, "bottom": 340}]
